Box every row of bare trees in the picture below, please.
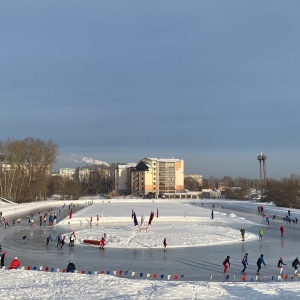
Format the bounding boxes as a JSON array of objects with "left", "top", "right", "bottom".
[
  {"left": 184, "top": 174, "right": 300, "bottom": 208},
  {"left": 47, "top": 166, "right": 114, "bottom": 200},
  {"left": 0, "top": 138, "right": 58, "bottom": 203}
]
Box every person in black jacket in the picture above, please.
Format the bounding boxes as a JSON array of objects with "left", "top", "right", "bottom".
[
  {"left": 277, "top": 256, "right": 286, "bottom": 275},
  {"left": 1, "top": 251, "right": 6, "bottom": 269},
  {"left": 66, "top": 260, "right": 76, "bottom": 273},
  {"left": 292, "top": 257, "right": 300, "bottom": 275}
]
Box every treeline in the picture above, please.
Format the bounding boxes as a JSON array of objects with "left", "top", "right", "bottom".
[
  {"left": 185, "top": 175, "right": 300, "bottom": 208},
  {"left": 0, "top": 138, "right": 57, "bottom": 203},
  {"left": 47, "top": 165, "right": 114, "bottom": 200}
]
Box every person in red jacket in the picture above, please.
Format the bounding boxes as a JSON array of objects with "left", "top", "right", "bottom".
[
  {"left": 280, "top": 225, "right": 284, "bottom": 237},
  {"left": 8, "top": 257, "right": 20, "bottom": 270},
  {"left": 223, "top": 256, "right": 230, "bottom": 273}
]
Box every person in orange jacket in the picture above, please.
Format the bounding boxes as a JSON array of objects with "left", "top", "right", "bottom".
[{"left": 8, "top": 257, "right": 20, "bottom": 270}]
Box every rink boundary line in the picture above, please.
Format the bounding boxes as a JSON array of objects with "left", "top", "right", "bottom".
[{"left": 1, "top": 266, "right": 299, "bottom": 282}]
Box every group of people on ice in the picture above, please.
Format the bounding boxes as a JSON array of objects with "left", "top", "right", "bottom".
[
  {"left": 223, "top": 253, "right": 300, "bottom": 276},
  {"left": 46, "top": 231, "right": 75, "bottom": 248}
]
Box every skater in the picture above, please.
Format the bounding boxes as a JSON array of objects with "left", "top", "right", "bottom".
[
  {"left": 278, "top": 256, "right": 286, "bottom": 275},
  {"left": 280, "top": 225, "right": 284, "bottom": 237},
  {"left": 292, "top": 257, "right": 300, "bottom": 275},
  {"left": 21, "top": 235, "right": 27, "bottom": 244},
  {"left": 97, "top": 214, "right": 99, "bottom": 223},
  {"left": 241, "top": 253, "right": 248, "bottom": 273},
  {"left": 295, "top": 217, "right": 298, "bottom": 224},
  {"left": 256, "top": 254, "right": 266, "bottom": 275},
  {"left": 53, "top": 213, "right": 57, "bottom": 225},
  {"left": 46, "top": 235, "right": 52, "bottom": 246},
  {"left": 4, "top": 221, "right": 11, "bottom": 229},
  {"left": 66, "top": 260, "right": 76, "bottom": 273},
  {"left": 69, "top": 231, "right": 76, "bottom": 247},
  {"left": 223, "top": 256, "right": 230, "bottom": 273},
  {"left": 211, "top": 209, "right": 214, "bottom": 219},
  {"left": 100, "top": 233, "right": 106, "bottom": 250},
  {"left": 8, "top": 257, "right": 20, "bottom": 270},
  {"left": 259, "top": 228, "right": 263, "bottom": 241},
  {"left": 163, "top": 238, "right": 167, "bottom": 251},
  {"left": 240, "top": 227, "right": 245, "bottom": 241},
  {"left": 61, "top": 236, "right": 66, "bottom": 248},
  {"left": 1, "top": 251, "right": 6, "bottom": 269},
  {"left": 0, "top": 244, "right": 2, "bottom": 254},
  {"left": 288, "top": 210, "right": 291, "bottom": 216},
  {"left": 56, "top": 233, "right": 62, "bottom": 248}
]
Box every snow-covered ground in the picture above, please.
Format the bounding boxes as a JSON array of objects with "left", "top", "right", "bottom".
[
  {"left": 58, "top": 200, "right": 258, "bottom": 248},
  {"left": 0, "top": 198, "right": 299, "bottom": 299}
]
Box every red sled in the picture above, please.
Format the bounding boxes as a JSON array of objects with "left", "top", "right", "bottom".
[{"left": 83, "top": 239, "right": 100, "bottom": 246}]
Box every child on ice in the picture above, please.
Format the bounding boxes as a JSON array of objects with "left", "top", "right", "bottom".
[{"left": 223, "top": 256, "right": 230, "bottom": 273}]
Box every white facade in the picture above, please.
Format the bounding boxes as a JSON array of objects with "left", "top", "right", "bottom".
[
  {"left": 59, "top": 168, "right": 76, "bottom": 178},
  {"left": 114, "top": 163, "right": 136, "bottom": 195}
]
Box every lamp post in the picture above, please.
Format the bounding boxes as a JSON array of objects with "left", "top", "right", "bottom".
[{"left": 0, "top": 153, "right": 4, "bottom": 197}]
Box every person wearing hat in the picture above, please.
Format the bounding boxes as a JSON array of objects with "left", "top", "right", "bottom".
[
  {"left": 8, "top": 257, "right": 20, "bottom": 270},
  {"left": 256, "top": 254, "right": 266, "bottom": 275},
  {"left": 1, "top": 251, "right": 6, "bottom": 268},
  {"left": 66, "top": 260, "right": 76, "bottom": 273},
  {"left": 241, "top": 253, "right": 248, "bottom": 274},
  {"left": 292, "top": 257, "right": 300, "bottom": 275},
  {"left": 278, "top": 256, "right": 286, "bottom": 275},
  {"left": 223, "top": 255, "right": 230, "bottom": 273}
]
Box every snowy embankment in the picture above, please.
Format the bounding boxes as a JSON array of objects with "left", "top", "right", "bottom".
[{"left": 1, "top": 269, "right": 300, "bottom": 300}]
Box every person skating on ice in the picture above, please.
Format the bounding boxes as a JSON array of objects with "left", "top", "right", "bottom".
[
  {"left": 163, "top": 238, "right": 167, "bottom": 251},
  {"left": 277, "top": 256, "right": 286, "bottom": 275},
  {"left": 256, "top": 254, "right": 266, "bottom": 275},
  {"left": 100, "top": 233, "right": 106, "bottom": 250},
  {"left": 223, "top": 256, "right": 230, "bottom": 273},
  {"left": 280, "top": 226, "right": 284, "bottom": 237},
  {"left": 240, "top": 227, "right": 245, "bottom": 241},
  {"left": 46, "top": 235, "right": 52, "bottom": 246},
  {"left": 69, "top": 232, "right": 76, "bottom": 247},
  {"left": 259, "top": 228, "right": 263, "bottom": 241},
  {"left": 241, "top": 253, "right": 248, "bottom": 273},
  {"left": 292, "top": 257, "right": 300, "bottom": 275}
]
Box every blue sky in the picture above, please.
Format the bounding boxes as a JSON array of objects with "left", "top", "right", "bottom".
[{"left": 1, "top": 1, "right": 300, "bottom": 179}]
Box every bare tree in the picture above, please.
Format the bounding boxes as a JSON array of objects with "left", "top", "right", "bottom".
[{"left": 0, "top": 138, "right": 58, "bottom": 203}]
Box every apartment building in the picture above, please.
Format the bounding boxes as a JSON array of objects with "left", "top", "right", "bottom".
[
  {"left": 59, "top": 168, "right": 76, "bottom": 178},
  {"left": 131, "top": 157, "right": 184, "bottom": 196},
  {"left": 114, "top": 163, "right": 136, "bottom": 195}
]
